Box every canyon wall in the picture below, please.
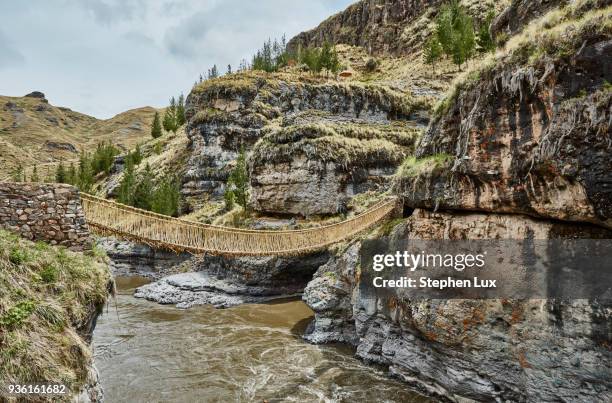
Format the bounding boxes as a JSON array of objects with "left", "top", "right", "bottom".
[{"left": 299, "top": 1, "right": 612, "bottom": 401}]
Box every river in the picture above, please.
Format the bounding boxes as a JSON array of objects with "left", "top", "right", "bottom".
[{"left": 93, "top": 277, "right": 432, "bottom": 403}]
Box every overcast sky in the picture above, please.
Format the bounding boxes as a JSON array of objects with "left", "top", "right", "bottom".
[{"left": 0, "top": 0, "right": 353, "bottom": 119}]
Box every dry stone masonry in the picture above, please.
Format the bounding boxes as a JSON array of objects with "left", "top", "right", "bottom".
[{"left": 0, "top": 182, "right": 92, "bottom": 251}]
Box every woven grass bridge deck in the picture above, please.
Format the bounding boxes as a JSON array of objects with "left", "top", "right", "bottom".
[{"left": 80, "top": 193, "right": 400, "bottom": 256}]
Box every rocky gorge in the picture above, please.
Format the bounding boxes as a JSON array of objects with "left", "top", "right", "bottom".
[{"left": 13, "top": 0, "right": 607, "bottom": 401}]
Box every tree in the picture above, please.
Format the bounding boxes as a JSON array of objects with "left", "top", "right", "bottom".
[
  {"left": 133, "top": 163, "right": 154, "bottom": 210},
  {"left": 11, "top": 164, "right": 24, "bottom": 182},
  {"left": 320, "top": 41, "right": 333, "bottom": 75},
  {"left": 30, "top": 166, "right": 40, "bottom": 182},
  {"left": 302, "top": 47, "right": 322, "bottom": 74},
  {"left": 435, "top": 0, "right": 475, "bottom": 70},
  {"left": 227, "top": 64, "right": 232, "bottom": 75},
  {"left": 328, "top": 46, "right": 341, "bottom": 76},
  {"left": 162, "top": 108, "right": 175, "bottom": 133},
  {"left": 129, "top": 144, "right": 143, "bottom": 166},
  {"left": 163, "top": 97, "right": 179, "bottom": 133},
  {"left": 77, "top": 151, "right": 94, "bottom": 192},
  {"left": 476, "top": 10, "right": 496, "bottom": 53},
  {"left": 208, "top": 65, "right": 219, "bottom": 79},
  {"left": 151, "top": 175, "right": 180, "bottom": 216},
  {"left": 55, "top": 161, "right": 67, "bottom": 183},
  {"left": 176, "top": 94, "right": 186, "bottom": 127},
  {"left": 424, "top": 37, "right": 442, "bottom": 69},
  {"left": 117, "top": 157, "right": 136, "bottom": 206},
  {"left": 151, "top": 112, "right": 162, "bottom": 139},
  {"left": 91, "top": 142, "right": 119, "bottom": 175},
  {"left": 227, "top": 148, "right": 249, "bottom": 210},
  {"left": 67, "top": 162, "right": 77, "bottom": 185},
  {"left": 224, "top": 187, "right": 235, "bottom": 211}
]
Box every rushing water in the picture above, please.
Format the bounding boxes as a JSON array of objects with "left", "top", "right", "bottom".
[{"left": 93, "top": 277, "right": 432, "bottom": 403}]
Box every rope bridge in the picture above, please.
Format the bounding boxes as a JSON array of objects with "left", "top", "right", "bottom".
[{"left": 80, "top": 193, "right": 399, "bottom": 256}]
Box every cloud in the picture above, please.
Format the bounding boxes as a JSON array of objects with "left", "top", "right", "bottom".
[
  {"left": 163, "top": 0, "right": 341, "bottom": 66},
  {"left": 0, "top": 0, "right": 354, "bottom": 117},
  {"left": 0, "top": 30, "right": 25, "bottom": 69},
  {"left": 75, "top": 0, "right": 145, "bottom": 26}
]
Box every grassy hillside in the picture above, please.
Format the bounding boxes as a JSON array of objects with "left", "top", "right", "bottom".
[
  {"left": 0, "top": 230, "right": 111, "bottom": 400},
  {"left": 0, "top": 93, "right": 157, "bottom": 180}
]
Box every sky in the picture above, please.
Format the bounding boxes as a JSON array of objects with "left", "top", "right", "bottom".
[{"left": 0, "top": 0, "right": 354, "bottom": 119}]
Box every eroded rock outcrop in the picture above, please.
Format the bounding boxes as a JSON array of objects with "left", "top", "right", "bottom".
[
  {"left": 305, "top": 210, "right": 612, "bottom": 401},
  {"left": 135, "top": 250, "right": 329, "bottom": 308},
  {"left": 396, "top": 9, "right": 612, "bottom": 229},
  {"left": 288, "top": 0, "right": 443, "bottom": 56},
  {"left": 184, "top": 72, "right": 423, "bottom": 215}
]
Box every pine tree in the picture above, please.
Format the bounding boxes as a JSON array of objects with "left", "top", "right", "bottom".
[
  {"left": 151, "top": 175, "right": 180, "bottom": 216},
  {"left": 117, "top": 158, "right": 136, "bottom": 206},
  {"left": 476, "top": 10, "right": 496, "bottom": 52},
  {"left": 91, "top": 142, "right": 119, "bottom": 175},
  {"left": 133, "top": 163, "right": 154, "bottom": 210},
  {"left": 67, "top": 162, "right": 77, "bottom": 185},
  {"left": 224, "top": 187, "right": 235, "bottom": 211},
  {"left": 208, "top": 65, "right": 219, "bottom": 79},
  {"left": 424, "top": 37, "right": 442, "bottom": 69},
  {"left": 30, "top": 166, "right": 40, "bottom": 182},
  {"left": 320, "top": 41, "right": 333, "bottom": 75},
  {"left": 162, "top": 108, "right": 175, "bottom": 132},
  {"left": 227, "top": 148, "right": 249, "bottom": 211},
  {"left": 151, "top": 111, "right": 162, "bottom": 139},
  {"left": 77, "top": 151, "right": 94, "bottom": 192},
  {"left": 163, "top": 97, "right": 178, "bottom": 133},
  {"left": 435, "top": 0, "right": 475, "bottom": 70},
  {"left": 129, "top": 144, "right": 143, "bottom": 166},
  {"left": 55, "top": 161, "right": 67, "bottom": 183},
  {"left": 11, "top": 164, "right": 24, "bottom": 182},
  {"left": 176, "top": 94, "right": 186, "bottom": 127}
]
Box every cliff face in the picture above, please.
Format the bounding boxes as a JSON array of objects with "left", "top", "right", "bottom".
[
  {"left": 287, "top": 0, "right": 506, "bottom": 57},
  {"left": 184, "top": 73, "right": 424, "bottom": 215},
  {"left": 288, "top": 0, "right": 442, "bottom": 56},
  {"left": 305, "top": 210, "right": 611, "bottom": 402},
  {"left": 301, "top": 2, "right": 612, "bottom": 402},
  {"left": 396, "top": 6, "right": 612, "bottom": 229}
]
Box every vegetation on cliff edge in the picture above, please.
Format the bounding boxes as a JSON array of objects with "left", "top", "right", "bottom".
[{"left": 0, "top": 230, "right": 111, "bottom": 400}]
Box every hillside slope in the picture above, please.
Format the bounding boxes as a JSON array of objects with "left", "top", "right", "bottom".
[{"left": 0, "top": 91, "right": 157, "bottom": 179}]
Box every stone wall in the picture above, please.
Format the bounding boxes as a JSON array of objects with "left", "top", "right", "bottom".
[{"left": 0, "top": 182, "right": 92, "bottom": 251}]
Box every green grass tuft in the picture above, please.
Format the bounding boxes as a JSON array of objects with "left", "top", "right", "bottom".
[{"left": 397, "top": 154, "right": 453, "bottom": 178}]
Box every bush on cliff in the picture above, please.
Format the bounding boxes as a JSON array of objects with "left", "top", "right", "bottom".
[{"left": 0, "top": 230, "right": 111, "bottom": 400}]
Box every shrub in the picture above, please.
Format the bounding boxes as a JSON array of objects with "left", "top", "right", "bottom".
[
  {"left": 91, "top": 142, "right": 120, "bottom": 175},
  {"left": 0, "top": 300, "right": 36, "bottom": 328},
  {"left": 9, "top": 248, "right": 28, "bottom": 265},
  {"left": 40, "top": 264, "right": 59, "bottom": 283},
  {"left": 365, "top": 57, "right": 378, "bottom": 72}
]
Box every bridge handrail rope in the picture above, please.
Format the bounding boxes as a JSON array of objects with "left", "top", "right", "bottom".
[{"left": 80, "top": 192, "right": 399, "bottom": 256}]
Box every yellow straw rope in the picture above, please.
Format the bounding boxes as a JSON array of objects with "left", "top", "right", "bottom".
[{"left": 80, "top": 193, "right": 399, "bottom": 256}]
